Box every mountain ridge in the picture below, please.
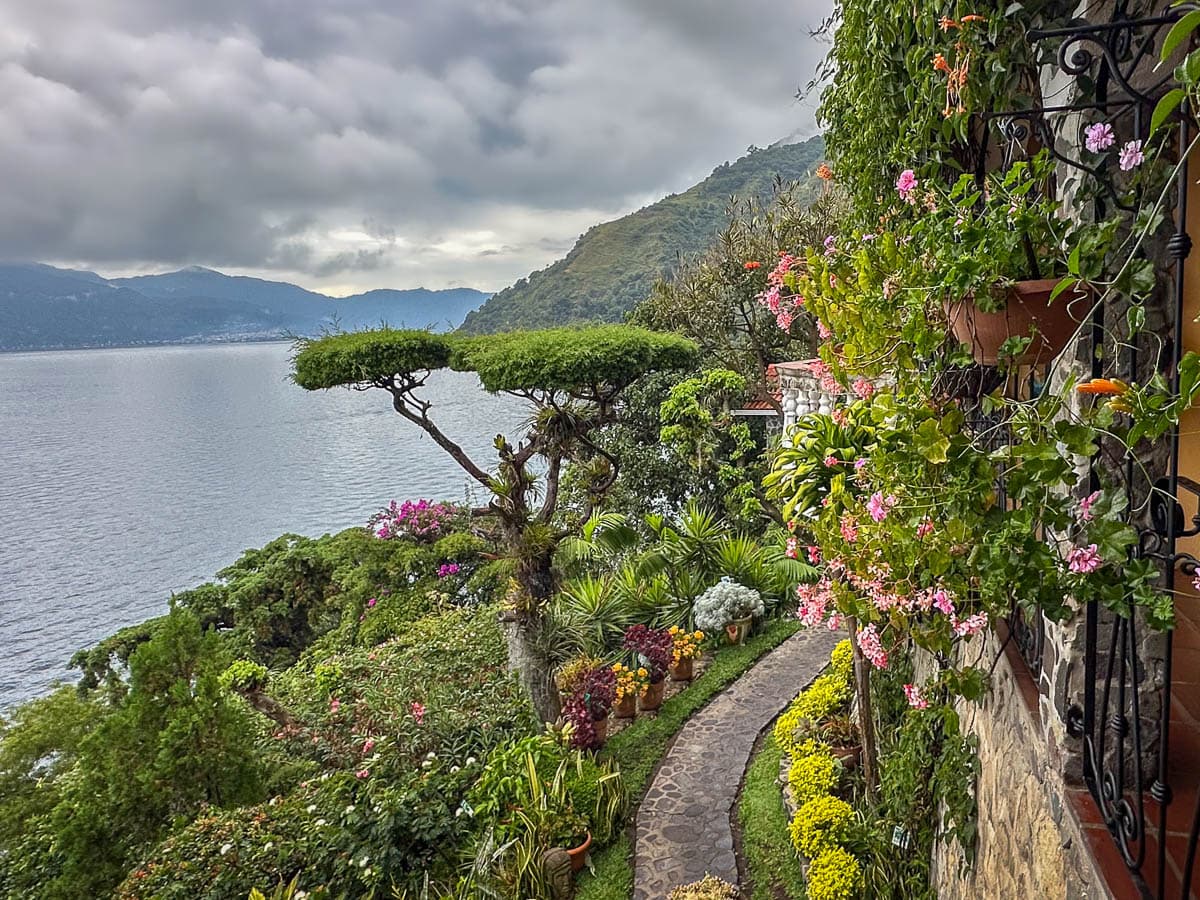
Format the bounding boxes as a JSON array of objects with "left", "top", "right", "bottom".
[
  {"left": 458, "top": 135, "right": 825, "bottom": 334},
  {"left": 0, "top": 264, "right": 489, "bottom": 351}
]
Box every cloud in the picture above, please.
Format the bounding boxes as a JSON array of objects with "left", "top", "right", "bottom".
[{"left": 0, "top": 0, "right": 833, "bottom": 292}]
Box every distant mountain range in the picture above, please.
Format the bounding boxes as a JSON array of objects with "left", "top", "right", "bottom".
[
  {"left": 0, "top": 264, "right": 488, "bottom": 351},
  {"left": 458, "top": 135, "right": 825, "bottom": 334}
]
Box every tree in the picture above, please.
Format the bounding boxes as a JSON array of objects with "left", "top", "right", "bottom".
[
  {"left": 632, "top": 183, "right": 848, "bottom": 402},
  {"left": 292, "top": 325, "right": 697, "bottom": 721}
]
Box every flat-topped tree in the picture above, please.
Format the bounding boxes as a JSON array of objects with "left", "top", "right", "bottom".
[{"left": 293, "top": 325, "right": 698, "bottom": 720}]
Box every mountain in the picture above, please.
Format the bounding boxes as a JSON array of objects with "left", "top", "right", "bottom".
[
  {"left": 0, "top": 264, "right": 488, "bottom": 351},
  {"left": 458, "top": 135, "right": 825, "bottom": 334}
]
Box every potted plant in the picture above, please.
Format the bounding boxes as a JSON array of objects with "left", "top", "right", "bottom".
[
  {"left": 693, "top": 578, "right": 764, "bottom": 645},
  {"left": 623, "top": 625, "right": 672, "bottom": 711},
  {"left": 821, "top": 713, "right": 862, "bottom": 770},
  {"left": 560, "top": 665, "right": 616, "bottom": 749},
  {"left": 907, "top": 154, "right": 1108, "bottom": 367},
  {"left": 611, "top": 663, "right": 642, "bottom": 718},
  {"left": 668, "top": 626, "right": 704, "bottom": 681},
  {"left": 543, "top": 808, "right": 591, "bottom": 873},
  {"left": 555, "top": 654, "right": 603, "bottom": 705}
]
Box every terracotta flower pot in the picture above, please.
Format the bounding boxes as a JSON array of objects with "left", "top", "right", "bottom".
[
  {"left": 566, "top": 831, "right": 592, "bottom": 873},
  {"left": 831, "top": 743, "right": 862, "bottom": 771},
  {"left": 947, "top": 278, "right": 1091, "bottom": 366},
  {"left": 591, "top": 715, "right": 609, "bottom": 746},
  {"left": 669, "top": 657, "right": 694, "bottom": 682},
  {"left": 614, "top": 694, "right": 637, "bottom": 718},
  {"left": 638, "top": 680, "right": 665, "bottom": 711},
  {"left": 725, "top": 616, "right": 752, "bottom": 646}
]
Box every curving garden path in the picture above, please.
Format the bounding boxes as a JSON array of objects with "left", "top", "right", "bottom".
[{"left": 632, "top": 627, "right": 837, "bottom": 899}]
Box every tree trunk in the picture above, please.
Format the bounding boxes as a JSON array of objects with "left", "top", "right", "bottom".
[
  {"left": 848, "top": 617, "right": 879, "bottom": 800},
  {"left": 500, "top": 610, "right": 561, "bottom": 725},
  {"left": 502, "top": 547, "right": 562, "bottom": 725}
]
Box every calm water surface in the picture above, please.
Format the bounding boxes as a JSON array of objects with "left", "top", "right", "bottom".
[{"left": 0, "top": 342, "right": 524, "bottom": 707}]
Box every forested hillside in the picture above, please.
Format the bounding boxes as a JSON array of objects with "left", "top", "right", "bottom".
[{"left": 458, "top": 136, "right": 825, "bottom": 334}]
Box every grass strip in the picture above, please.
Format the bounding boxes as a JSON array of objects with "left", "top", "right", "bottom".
[{"left": 739, "top": 732, "right": 807, "bottom": 899}]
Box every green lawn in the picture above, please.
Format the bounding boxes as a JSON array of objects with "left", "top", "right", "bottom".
[
  {"left": 739, "top": 733, "right": 807, "bottom": 899},
  {"left": 576, "top": 619, "right": 802, "bottom": 900}
]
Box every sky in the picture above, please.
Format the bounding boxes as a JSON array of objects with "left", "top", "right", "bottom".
[{"left": 0, "top": 0, "right": 834, "bottom": 295}]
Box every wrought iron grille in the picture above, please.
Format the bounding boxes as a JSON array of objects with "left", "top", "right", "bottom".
[{"left": 981, "top": 3, "right": 1200, "bottom": 897}]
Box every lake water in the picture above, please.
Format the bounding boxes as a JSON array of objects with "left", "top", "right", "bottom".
[{"left": 0, "top": 342, "right": 525, "bottom": 708}]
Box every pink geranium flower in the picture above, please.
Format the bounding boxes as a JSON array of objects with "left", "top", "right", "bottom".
[
  {"left": 1079, "top": 490, "right": 1101, "bottom": 522},
  {"left": 1084, "top": 122, "right": 1115, "bottom": 153},
  {"left": 896, "top": 169, "right": 918, "bottom": 203},
  {"left": 1068, "top": 544, "right": 1103, "bottom": 573},
  {"left": 1119, "top": 140, "right": 1145, "bottom": 171},
  {"left": 916, "top": 519, "right": 934, "bottom": 538},
  {"left": 410, "top": 700, "right": 426, "bottom": 724},
  {"left": 904, "top": 683, "right": 929, "bottom": 709},
  {"left": 866, "top": 492, "right": 896, "bottom": 523},
  {"left": 852, "top": 378, "right": 875, "bottom": 400},
  {"left": 824, "top": 455, "right": 839, "bottom": 468}
]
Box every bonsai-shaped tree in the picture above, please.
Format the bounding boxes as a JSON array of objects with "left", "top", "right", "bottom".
[{"left": 292, "top": 325, "right": 697, "bottom": 721}]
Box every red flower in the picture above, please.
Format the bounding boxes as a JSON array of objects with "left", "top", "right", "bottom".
[{"left": 744, "top": 261, "right": 762, "bottom": 270}]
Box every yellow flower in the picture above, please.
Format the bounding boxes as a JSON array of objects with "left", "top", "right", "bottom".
[
  {"left": 694, "top": 631, "right": 704, "bottom": 640},
  {"left": 638, "top": 667, "right": 648, "bottom": 677}
]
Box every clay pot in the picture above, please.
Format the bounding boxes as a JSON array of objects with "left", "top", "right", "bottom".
[
  {"left": 831, "top": 743, "right": 862, "bottom": 771},
  {"left": 946, "top": 278, "right": 1091, "bottom": 366},
  {"left": 566, "top": 831, "right": 592, "bottom": 873},
  {"left": 638, "top": 680, "right": 665, "bottom": 711},
  {"left": 725, "top": 616, "right": 753, "bottom": 646},
  {"left": 592, "top": 715, "right": 609, "bottom": 746},
  {"left": 669, "top": 657, "right": 694, "bottom": 682},
  {"left": 614, "top": 693, "right": 637, "bottom": 718}
]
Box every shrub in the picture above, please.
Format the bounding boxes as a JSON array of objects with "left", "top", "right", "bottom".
[
  {"left": 221, "top": 660, "right": 268, "bottom": 693},
  {"left": 830, "top": 639, "right": 854, "bottom": 678},
  {"left": 804, "top": 847, "right": 864, "bottom": 900},
  {"left": 667, "top": 875, "right": 738, "bottom": 899},
  {"left": 787, "top": 748, "right": 840, "bottom": 806},
  {"left": 692, "top": 578, "right": 764, "bottom": 631},
  {"left": 793, "top": 673, "right": 852, "bottom": 722},
  {"left": 789, "top": 795, "right": 853, "bottom": 857}
]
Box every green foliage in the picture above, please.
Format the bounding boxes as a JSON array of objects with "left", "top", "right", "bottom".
[
  {"left": 817, "top": 1, "right": 1061, "bottom": 212},
  {"left": 764, "top": 409, "right": 874, "bottom": 520},
  {"left": 221, "top": 660, "right": 269, "bottom": 692},
  {"left": 292, "top": 329, "right": 454, "bottom": 389},
  {"left": 460, "top": 139, "right": 826, "bottom": 334},
  {"left": 634, "top": 180, "right": 845, "bottom": 383},
  {"left": 3, "top": 610, "right": 268, "bottom": 899},
  {"left": 454, "top": 325, "right": 698, "bottom": 395}
]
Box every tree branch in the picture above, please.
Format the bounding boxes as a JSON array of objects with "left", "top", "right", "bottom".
[{"left": 382, "top": 376, "right": 494, "bottom": 489}]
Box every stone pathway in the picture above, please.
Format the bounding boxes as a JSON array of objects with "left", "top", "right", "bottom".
[{"left": 632, "top": 628, "right": 837, "bottom": 899}]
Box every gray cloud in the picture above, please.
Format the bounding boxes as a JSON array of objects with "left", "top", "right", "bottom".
[{"left": 0, "top": 0, "right": 832, "bottom": 292}]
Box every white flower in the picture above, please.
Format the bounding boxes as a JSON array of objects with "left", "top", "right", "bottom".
[
  {"left": 315, "top": 818, "right": 327, "bottom": 826},
  {"left": 306, "top": 804, "right": 317, "bottom": 813},
  {"left": 344, "top": 805, "right": 356, "bottom": 815},
  {"left": 465, "top": 757, "right": 477, "bottom": 767},
  {"left": 450, "top": 765, "right": 460, "bottom": 774},
  {"left": 263, "top": 842, "right": 274, "bottom": 852},
  {"left": 219, "top": 843, "right": 232, "bottom": 856}
]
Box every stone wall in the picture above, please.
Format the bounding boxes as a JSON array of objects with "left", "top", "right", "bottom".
[{"left": 926, "top": 630, "right": 1113, "bottom": 900}]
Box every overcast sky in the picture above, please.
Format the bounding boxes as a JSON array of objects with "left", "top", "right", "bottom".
[{"left": 0, "top": 0, "right": 833, "bottom": 295}]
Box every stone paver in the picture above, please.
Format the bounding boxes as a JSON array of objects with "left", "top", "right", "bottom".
[{"left": 632, "top": 628, "right": 836, "bottom": 900}]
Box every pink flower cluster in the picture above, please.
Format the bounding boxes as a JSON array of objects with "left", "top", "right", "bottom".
[
  {"left": 371, "top": 499, "right": 460, "bottom": 541},
  {"left": 1083, "top": 121, "right": 1144, "bottom": 171},
  {"left": 857, "top": 623, "right": 888, "bottom": 669},
  {"left": 803, "top": 358, "right": 842, "bottom": 393},
  {"left": 851, "top": 378, "right": 875, "bottom": 400},
  {"left": 410, "top": 700, "right": 426, "bottom": 724},
  {"left": 796, "top": 578, "right": 833, "bottom": 627},
  {"left": 755, "top": 253, "right": 804, "bottom": 330},
  {"left": 1079, "top": 490, "right": 1101, "bottom": 522},
  {"left": 437, "top": 562, "right": 461, "bottom": 578},
  {"left": 1068, "top": 544, "right": 1103, "bottom": 574},
  {"left": 903, "top": 683, "right": 929, "bottom": 709},
  {"left": 866, "top": 491, "right": 897, "bottom": 523},
  {"left": 896, "top": 169, "right": 918, "bottom": 203}
]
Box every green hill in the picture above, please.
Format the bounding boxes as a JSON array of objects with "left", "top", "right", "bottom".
[{"left": 458, "top": 136, "right": 825, "bottom": 334}]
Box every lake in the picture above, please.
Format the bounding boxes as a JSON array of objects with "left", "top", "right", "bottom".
[{"left": 0, "top": 342, "right": 526, "bottom": 708}]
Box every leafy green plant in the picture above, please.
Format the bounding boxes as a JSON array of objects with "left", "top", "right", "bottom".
[{"left": 804, "top": 846, "right": 865, "bottom": 900}]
